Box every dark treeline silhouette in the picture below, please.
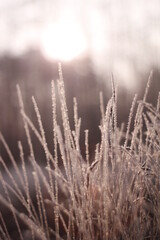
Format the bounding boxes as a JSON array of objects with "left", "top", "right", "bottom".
[{"left": 0, "top": 49, "right": 160, "bottom": 165}]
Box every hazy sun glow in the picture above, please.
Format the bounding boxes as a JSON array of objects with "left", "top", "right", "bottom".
[{"left": 41, "top": 20, "right": 87, "bottom": 61}]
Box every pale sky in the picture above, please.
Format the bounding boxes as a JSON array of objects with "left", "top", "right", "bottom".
[{"left": 0, "top": 0, "right": 160, "bottom": 88}]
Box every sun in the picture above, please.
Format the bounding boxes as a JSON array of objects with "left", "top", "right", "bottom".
[{"left": 41, "top": 20, "right": 87, "bottom": 62}]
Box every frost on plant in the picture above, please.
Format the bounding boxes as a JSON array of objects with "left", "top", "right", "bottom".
[{"left": 0, "top": 67, "right": 160, "bottom": 240}]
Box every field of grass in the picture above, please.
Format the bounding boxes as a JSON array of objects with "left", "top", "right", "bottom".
[{"left": 0, "top": 66, "right": 160, "bottom": 240}]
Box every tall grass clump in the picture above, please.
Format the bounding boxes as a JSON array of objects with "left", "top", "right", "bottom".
[{"left": 0, "top": 66, "right": 160, "bottom": 240}]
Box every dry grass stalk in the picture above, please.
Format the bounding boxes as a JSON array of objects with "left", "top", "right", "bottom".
[{"left": 0, "top": 69, "right": 160, "bottom": 240}]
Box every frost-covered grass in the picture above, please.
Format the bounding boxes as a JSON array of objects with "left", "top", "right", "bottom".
[{"left": 0, "top": 66, "right": 160, "bottom": 240}]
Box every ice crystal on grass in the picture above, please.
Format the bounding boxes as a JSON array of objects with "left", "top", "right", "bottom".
[{"left": 0, "top": 67, "right": 160, "bottom": 240}]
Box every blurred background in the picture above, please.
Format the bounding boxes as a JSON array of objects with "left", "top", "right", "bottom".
[{"left": 0, "top": 0, "right": 160, "bottom": 164}]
